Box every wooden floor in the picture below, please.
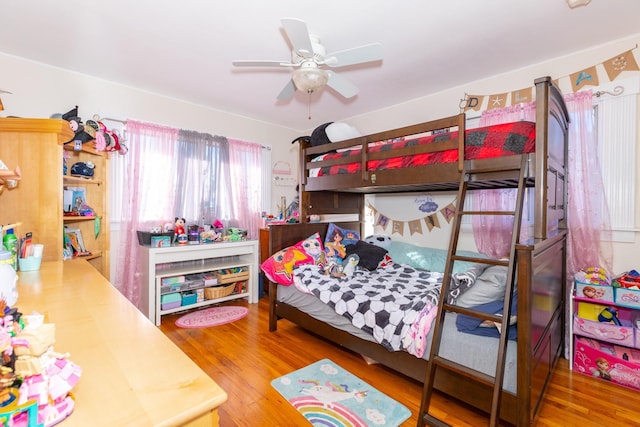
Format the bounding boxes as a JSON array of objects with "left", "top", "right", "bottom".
[{"left": 159, "top": 297, "right": 640, "bottom": 426}]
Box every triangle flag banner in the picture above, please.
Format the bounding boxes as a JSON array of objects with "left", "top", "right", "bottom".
[
  {"left": 392, "top": 220, "right": 404, "bottom": 236},
  {"left": 463, "top": 95, "right": 484, "bottom": 112},
  {"left": 487, "top": 93, "right": 508, "bottom": 110},
  {"left": 442, "top": 203, "right": 456, "bottom": 223},
  {"left": 510, "top": 87, "right": 533, "bottom": 105},
  {"left": 603, "top": 49, "right": 640, "bottom": 81},
  {"left": 570, "top": 66, "right": 600, "bottom": 92},
  {"left": 424, "top": 214, "right": 440, "bottom": 231},
  {"left": 376, "top": 214, "right": 389, "bottom": 230},
  {"left": 408, "top": 219, "right": 423, "bottom": 235}
]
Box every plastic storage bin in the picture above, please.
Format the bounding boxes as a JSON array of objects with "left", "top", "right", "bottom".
[
  {"left": 161, "top": 293, "right": 181, "bottom": 310},
  {"left": 18, "top": 256, "right": 42, "bottom": 272}
]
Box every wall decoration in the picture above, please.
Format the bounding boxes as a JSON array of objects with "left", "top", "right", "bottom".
[
  {"left": 460, "top": 46, "right": 640, "bottom": 113},
  {"left": 367, "top": 200, "right": 456, "bottom": 236}
]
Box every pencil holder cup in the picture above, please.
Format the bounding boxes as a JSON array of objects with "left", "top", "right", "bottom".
[{"left": 19, "top": 256, "right": 42, "bottom": 272}]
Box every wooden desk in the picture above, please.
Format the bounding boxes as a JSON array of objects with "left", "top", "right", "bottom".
[{"left": 16, "top": 260, "right": 227, "bottom": 426}]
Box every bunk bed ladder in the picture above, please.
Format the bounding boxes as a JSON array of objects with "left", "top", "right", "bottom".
[{"left": 419, "top": 156, "right": 528, "bottom": 427}]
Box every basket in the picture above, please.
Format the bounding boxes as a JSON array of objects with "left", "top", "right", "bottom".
[
  {"left": 216, "top": 269, "right": 250, "bottom": 284},
  {"left": 204, "top": 283, "right": 236, "bottom": 300}
]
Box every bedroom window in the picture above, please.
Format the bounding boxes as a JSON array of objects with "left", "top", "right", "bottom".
[{"left": 593, "top": 77, "right": 638, "bottom": 242}]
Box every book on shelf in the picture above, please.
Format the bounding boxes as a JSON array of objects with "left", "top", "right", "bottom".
[{"left": 64, "top": 227, "right": 89, "bottom": 255}]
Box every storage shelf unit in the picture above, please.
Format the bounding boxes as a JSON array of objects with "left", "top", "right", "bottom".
[
  {"left": 571, "top": 280, "right": 640, "bottom": 391},
  {"left": 0, "top": 118, "right": 111, "bottom": 278},
  {"left": 139, "top": 240, "right": 259, "bottom": 325}
]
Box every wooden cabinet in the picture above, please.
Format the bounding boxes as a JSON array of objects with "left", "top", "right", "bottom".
[
  {"left": 0, "top": 118, "right": 110, "bottom": 278},
  {"left": 138, "top": 240, "right": 259, "bottom": 325}
]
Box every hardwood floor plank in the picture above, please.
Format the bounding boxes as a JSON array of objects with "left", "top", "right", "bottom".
[{"left": 159, "top": 298, "right": 640, "bottom": 426}]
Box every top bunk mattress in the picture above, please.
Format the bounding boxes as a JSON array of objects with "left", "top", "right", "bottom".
[{"left": 309, "top": 121, "right": 536, "bottom": 177}]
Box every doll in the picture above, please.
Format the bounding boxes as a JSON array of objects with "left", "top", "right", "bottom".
[{"left": 174, "top": 217, "right": 186, "bottom": 236}]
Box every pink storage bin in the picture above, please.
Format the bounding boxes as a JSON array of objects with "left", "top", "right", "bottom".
[
  {"left": 573, "top": 315, "right": 635, "bottom": 347},
  {"left": 574, "top": 337, "right": 640, "bottom": 391}
]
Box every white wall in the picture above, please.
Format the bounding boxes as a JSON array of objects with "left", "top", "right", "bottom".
[{"left": 3, "top": 31, "right": 640, "bottom": 276}]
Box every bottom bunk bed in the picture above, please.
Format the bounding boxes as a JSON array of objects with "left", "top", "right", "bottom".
[{"left": 266, "top": 222, "right": 566, "bottom": 426}]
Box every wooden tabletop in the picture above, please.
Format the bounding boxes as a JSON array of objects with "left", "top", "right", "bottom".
[{"left": 15, "top": 260, "right": 227, "bottom": 426}]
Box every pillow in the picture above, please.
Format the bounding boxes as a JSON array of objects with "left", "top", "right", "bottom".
[
  {"left": 294, "top": 232, "right": 326, "bottom": 267},
  {"left": 455, "top": 265, "right": 509, "bottom": 308},
  {"left": 387, "top": 241, "right": 484, "bottom": 274},
  {"left": 260, "top": 246, "right": 313, "bottom": 286},
  {"left": 324, "top": 223, "right": 360, "bottom": 263},
  {"left": 345, "top": 240, "right": 388, "bottom": 271},
  {"left": 364, "top": 234, "right": 392, "bottom": 250}
]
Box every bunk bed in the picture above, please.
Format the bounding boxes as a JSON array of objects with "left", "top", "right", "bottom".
[{"left": 266, "top": 76, "right": 569, "bottom": 426}]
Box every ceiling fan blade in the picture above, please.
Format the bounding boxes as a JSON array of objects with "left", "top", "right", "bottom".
[
  {"left": 232, "top": 60, "right": 292, "bottom": 67},
  {"left": 281, "top": 17, "right": 314, "bottom": 57},
  {"left": 326, "top": 43, "right": 383, "bottom": 68},
  {"left": 277, "top": 79, "right": 296, "bottom": 100},
  {"left": 326, "top": 71, "right": 358, "bottom": 99}
]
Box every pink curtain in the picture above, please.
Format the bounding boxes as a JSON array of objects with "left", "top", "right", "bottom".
[
  {"left": 472, "top": 103, "right": 535, "bottom": 258},
  {"left": 112, "top": 120, "right": 179, "bottom": 307},
  {"left": 228, "top": 138, "right": 263, "bottom": 240},
  {"left": 564, "top": 90, "right": 613, "bottom": 276}
]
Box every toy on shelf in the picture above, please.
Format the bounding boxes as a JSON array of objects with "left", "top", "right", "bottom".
[{"left": 597, "top": 307, "right": 622, "bottom": 326}]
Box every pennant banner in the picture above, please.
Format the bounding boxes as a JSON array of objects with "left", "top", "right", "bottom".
[
  {"left": 367, "top": 200, "right": 455, "bottom": 236},
  {"left": 460, "top": 47, "right": 639, "bottom": 113}
]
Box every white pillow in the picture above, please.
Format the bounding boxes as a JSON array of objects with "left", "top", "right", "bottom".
[{"left": 455, "top": 265, "right": 509, "bottom": 308}]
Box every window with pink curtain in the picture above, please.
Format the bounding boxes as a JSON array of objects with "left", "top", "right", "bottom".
[
  {"left": 111, "top": 121, "right": 264, "bottom": 309},
  {"left": 472, "top": 102, "right": 535, "bottom": 258}
]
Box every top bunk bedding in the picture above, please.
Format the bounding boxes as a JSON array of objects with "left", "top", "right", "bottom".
[
  {"left": 299, "top": 76, "right": 568, "bottom": 198},
  {"left": 309, "top": 121, "right": 536, "bottom": 178}
]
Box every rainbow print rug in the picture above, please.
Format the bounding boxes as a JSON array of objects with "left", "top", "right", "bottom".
[{"left": 271, "top": 359, "right": 411, "bottom": 426}]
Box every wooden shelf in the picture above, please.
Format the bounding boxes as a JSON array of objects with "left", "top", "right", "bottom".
[{"left": 63, "top": 175, "right": 103, "bottom": 186}]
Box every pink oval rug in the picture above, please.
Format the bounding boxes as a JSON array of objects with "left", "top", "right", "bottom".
[{"left": 175, "top": 306, "right": 249, "bottom": 328}]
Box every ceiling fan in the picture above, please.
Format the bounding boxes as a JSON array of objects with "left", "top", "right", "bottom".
[{"left": 232, "top": 18, "right": 383, "bottom": 100}]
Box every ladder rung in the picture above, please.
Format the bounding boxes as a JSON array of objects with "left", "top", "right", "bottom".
[
  {"left": 458, "top": 210, "right": 515, "bottom": 216},
  {"left": 443, "top": 304, "right": 506, "bottom": 323},
  {"left": 423, "top": 413, "right": 452, "bottom": 427},
  {"left": 432, "top": 356, "right": 495, "bottom": 386},
  {"left": 451, "top": 255, "right": 509, "bottom": 267}
]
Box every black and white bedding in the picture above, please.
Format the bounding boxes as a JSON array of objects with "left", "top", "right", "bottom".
[{"left": 293, "top": 262, "right": 443, "bottom": 357}]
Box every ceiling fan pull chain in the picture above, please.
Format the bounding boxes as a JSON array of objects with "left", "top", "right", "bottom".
[{"left": 308, "top": 91, "right": 312, "bottom": 120}]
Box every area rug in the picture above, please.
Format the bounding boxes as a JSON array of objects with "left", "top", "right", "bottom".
[
  {"left": 271, "top": 359, "right": 411, "bottom": 426},
  {"left": 175, "top": 306, "right": 248, "bottom": 328}
]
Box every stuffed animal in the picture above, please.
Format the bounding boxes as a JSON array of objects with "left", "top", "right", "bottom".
[
  {"left": 61, "top": 106, "right": 95, "bottom": 146},
  {"left": 291, "top": 122, "right": 361, "bottom": 147},
  {"left": 174, "top": 217, "right": 186, "bottom": 236}
]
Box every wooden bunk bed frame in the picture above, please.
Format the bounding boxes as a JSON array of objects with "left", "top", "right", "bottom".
[{"left": 267, "top": 76, "right": 569, "bottom": 426}]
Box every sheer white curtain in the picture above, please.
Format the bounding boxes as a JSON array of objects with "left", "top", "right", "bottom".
[{"left": 472, "top": 103, "right": 535, "bottom": 258}]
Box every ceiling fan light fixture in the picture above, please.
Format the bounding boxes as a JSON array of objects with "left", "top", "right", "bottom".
[{"left": 292, "top": 66, "right": 329, "bottom": 93}]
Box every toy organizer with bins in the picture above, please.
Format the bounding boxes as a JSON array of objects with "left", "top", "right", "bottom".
[
  {"left": 572, "top": 279, "right": 640, "bottom": 391},
  {"left": 138, "top": 240, "right": 259, "bottom": 325}
]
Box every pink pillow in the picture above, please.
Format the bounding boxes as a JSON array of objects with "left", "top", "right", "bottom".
[
  {"left": 294, "top": 232, "right": 326, "bottom": 267},
  {"left": 260, "top": 246, "right": 313, "bottom": 286}
]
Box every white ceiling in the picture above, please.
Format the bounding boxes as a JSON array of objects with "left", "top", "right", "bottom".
[{"left": 1, "top": 0, "right": 639, "bottom": 132}]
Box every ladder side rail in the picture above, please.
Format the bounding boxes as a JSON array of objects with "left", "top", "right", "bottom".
[{"left": 488, "top": 156, "right": 528, "bottom": 426}]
